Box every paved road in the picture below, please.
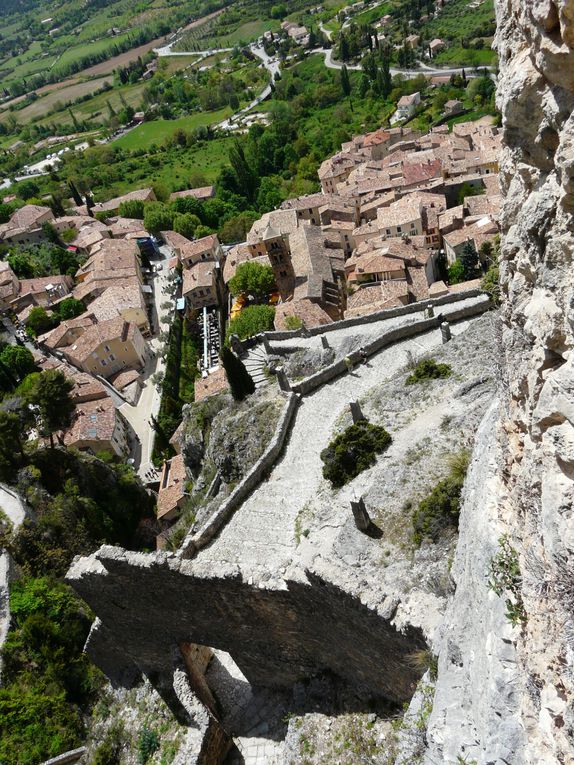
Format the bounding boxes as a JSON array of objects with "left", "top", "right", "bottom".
[{"left": 118, "top": 253, "right": 172, "bottom": 480}]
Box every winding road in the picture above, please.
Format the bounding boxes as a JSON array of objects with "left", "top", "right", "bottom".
[{"left": 153, "top": 33, "right": 496, "bottom": 134}]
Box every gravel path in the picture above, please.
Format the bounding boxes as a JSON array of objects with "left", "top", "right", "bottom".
[{"left": 196, "top": 317, "right": 477, "bottom": 579}]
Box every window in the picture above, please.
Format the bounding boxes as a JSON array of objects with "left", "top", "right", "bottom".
[
  {"left": 104, "top": 345, "right": 110, "bottom": 352},
  {"left": 101, "top": 360, "right": 107, "bottom": 366},
  {"left": 109, "top": 354, "right": 115, "bottom": 361},
  {"left": 411, "top": 223, "right": 416, "bottom": 229},
  {"left": 397, "top": 226, "right": 402, "bottom": 233},
  {"left": 386, "top": 229, "right": 391, "bottom": 235}
]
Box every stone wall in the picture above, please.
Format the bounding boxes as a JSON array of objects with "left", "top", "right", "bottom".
[
  {"left": 67, "top": 547, "right": 427, "bottom": 723},
  {"left": 179, "top": 392, "right": 300, "bottom": 558},
  {"left": 291, "top": 295, "right": 490, "bottom": 395}
]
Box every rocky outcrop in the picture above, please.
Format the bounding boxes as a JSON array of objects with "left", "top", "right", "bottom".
[{"left": 413, "top": 3, "right": 574, "bottom": 763}]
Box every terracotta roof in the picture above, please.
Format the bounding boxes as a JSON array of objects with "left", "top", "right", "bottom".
[
  {"left": 274, "top": 300, "right": 333, "bottom": 330},
  {"left": 193, "top": 367, "right": 229, "bottom": 403},
  {"left": 92, "top": 188, "right": 155, "bottom": 214},
  {"left": 9, "top": 204, "right": 53, "bottom": 229},
  {"left": 109, "top": 368, "right": 140, "bottom": 390},
  {"left": 87, "top": 284, "right": 146, "bottom": 323},
  {"left": 178, "top": 233, "right": 220, "bottom": 263},
  {"left": 38, "top": 313, "right": 96, "bottom": 349},
  {"left": 157, "top": 454, "right": 188, "bottom": 519},
  {"left": 170, "top": 186, "right": 215, "bottom": 200},
  {"left": 182, "top": 261, "right": 216, "bottom": 294},
  {"left": 63, "top": 317, "right": 138, "bottom": 364},
  {"left": 61, "top": 397, "right": 118, "bottom": 449}
]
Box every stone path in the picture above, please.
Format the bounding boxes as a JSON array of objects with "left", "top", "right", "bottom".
[
  {"left": 195, "top": 314, "right": 478, "bottom": 580},
  {"left": 269, "top": 294, "right": 485, "bottom": 359},
  {"left": 242, "top": 345, "right": 270, "bottom": 389},
  {"left": 208, "top": 651, "right": 287, "bottom": 765}
]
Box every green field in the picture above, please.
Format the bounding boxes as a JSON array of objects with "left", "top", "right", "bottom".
[
  {"left": 113, "top": 107, "right": 233, "bottom": 150},
  {"left": 423, "top": 0, "right": 496, "bottom": 40},
  {"left": 432, "top": 44, "right": 497, "bottom": 67}
]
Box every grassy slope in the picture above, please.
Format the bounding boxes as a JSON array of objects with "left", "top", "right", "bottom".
[{"left": 113, "top": 107, "right": 232, "bottom": 150}]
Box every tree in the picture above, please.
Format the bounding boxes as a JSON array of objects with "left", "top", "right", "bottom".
[
  {"left": 143, "top": 203, "right": 174, "bottom": 235},
  {"left": 0, "top": 411, "right": 25, "bottom": 479},
  {"left": 172, "top": 212, "right": 201, "bottom": 240},
  {"left": 221, "top": 347, "right": 255, "bottom": 401},
  {"left": 340, "top": 64, "right": 352, "bottom": 97},
  {"left": 228, "top": 262, "right": 275, "bottom": 302},
  {"left": 219, "top": 211, "right": 260, "bottom": 244},
  {"left": 56, "top": 297, "right": 85, "bottom": 321},
  {"left": 68, "top": 180, "right": 83, "bottom": 207},
  {"left": 460, "top": 240, "right": 481, "bottom": 280},
  {"left": 447, "top": 258, "right": 465, "bottom": 285},
  {"left": 118, "top": 199, "right": 145, "bottom": 219},
  {"left": 15, "top": 179, "right": 39, "bottom": 201},
  {"left": 0, "top": 345, "right": 36, "bottom": 381},
  {"left": 7, "top": 252, "right": 34, "bottom": 278},
  {"left": 26, "top": 306, "right": 58, "bottom": 337},
  {"left": 229, "top": 140, "right": 259, "bottom": 204},
  {"left": 26, "top": 369, "right": 75, "bottom": 448},
  {"left": 225, "top": 305, "right": 276, "bottom": 342},
  {"left": 194, "top": 224, "right": 212, "bottom": 238},
  {"left": 339, "top": 33, "right": 350, "bottom": 61}
]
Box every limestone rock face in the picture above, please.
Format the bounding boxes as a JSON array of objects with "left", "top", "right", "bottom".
[
  {"left": 417, "top": 2, "right": 574, "bottom": 763},
  {"left": 497, "top": 1, "right": 574, "bottom": 761}
]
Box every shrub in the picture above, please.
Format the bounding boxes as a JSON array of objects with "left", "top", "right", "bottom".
[
  {"left": 405, "top": 358, "right": 452, "bottom": 385},
  {"left": 321, "top": 421, "right": 392, "bottom": 488},
  {"left": 225, "top": 305, "right": 276, "bottom": 342},
  {"left": 138, "top": 727, "right": 159, "bottom": 765},
  {"left": 481, "top": 262, "right": 500, "bottom": 305},
  {"left": 412, "top": 450, "right": 469, "bottom": 545},
  {"left": 488, "top": 535, "right": 525, "bottom": 626},
  {"left": 284, "top": 315, "right": 303, "bottom": 330}
]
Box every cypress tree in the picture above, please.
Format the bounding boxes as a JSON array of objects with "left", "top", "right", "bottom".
[{"left": 221, "top": 347, "right": 255, "bottom": 401}]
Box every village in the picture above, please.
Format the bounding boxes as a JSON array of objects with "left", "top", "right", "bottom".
[{"left": 0, "top": 114, "right": 501, "bottom": 532}]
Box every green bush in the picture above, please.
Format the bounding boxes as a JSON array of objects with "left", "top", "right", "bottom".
[
  {"left": 412, "top": 450, "right": 469, "bottom": 545},
  {"left": 138, "top": 727, "right": 159, "bottom": 765},
  {"left": 405, "top": 358, "right": 452, "bottom": 385},
  {"left": 0, "top": 577, "right": 99, "bottom": 765},
  {"left": 321, "top": 421, "right": 392, "bottom": 488},
  {"left": 225, "top": 305, "right": 275, "bottom": 342},
  {"left": 284, "top": 315, "right": 303, "bottom": 330}
]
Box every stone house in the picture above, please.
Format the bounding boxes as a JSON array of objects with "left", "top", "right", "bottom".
[
  {"left": 157, "top": 454, "right": 188, "bottom": 522},
  {"left": 60, "top": 397, "right": 131, "bottom": 457},
  {"left": 182, "top": 261, "right": 220, "bottom": 310},
  {"left": 395, "top": 92, "right": 421, "bottom": 121},
  {"left": 62, "top": 317, "right": 149, "bottom": 378}
]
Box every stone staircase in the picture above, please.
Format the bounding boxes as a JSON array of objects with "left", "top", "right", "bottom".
[{"left": 242, "top": 346, "right": 270, "bottom": 389}]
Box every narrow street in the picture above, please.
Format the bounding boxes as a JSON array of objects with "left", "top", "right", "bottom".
[{"left": 118, "top": 251, "right": 173, "bottom": 480}]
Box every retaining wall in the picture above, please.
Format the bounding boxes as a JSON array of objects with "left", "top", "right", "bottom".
[
  {"left": 291, "top": 295, "right": 490, "bottom": 396},
  {"left": 38, "top": 748, "right": 86, "bottom": 765},
  {"left": 238, "top": 288, "right": 484, "bottom": 351},
  {"left": 180, "top": 392, "right": 300, "bottom": 558},
  {"left": 263, "top": 287, "right": 483, "bottom": 342}
]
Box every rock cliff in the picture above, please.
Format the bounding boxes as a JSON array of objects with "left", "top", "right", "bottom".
[{"left": 415, "top": 2, "right": 574, "bottom": 763}]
